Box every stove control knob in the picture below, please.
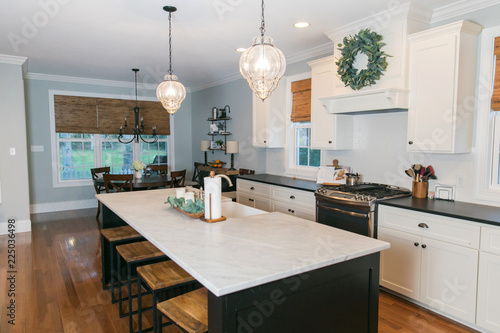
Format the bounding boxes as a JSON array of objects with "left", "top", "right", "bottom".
[
  {"left": 360, "top": 194, "right": 365, "bottom": 201},
  {"left": 366, "top": 195, "right": 372, "bottom": 201},
  {"left": 355, "top": 194, "right": 360, "bottom": 200}
]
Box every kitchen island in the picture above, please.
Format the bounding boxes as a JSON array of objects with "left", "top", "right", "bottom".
[{"left": 97, "top": 188, "right": 389, "bottom": 332}]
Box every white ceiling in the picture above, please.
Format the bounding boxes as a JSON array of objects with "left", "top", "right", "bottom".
[{"left": 0, "top": 0, "right": 470, "bottom": 90}]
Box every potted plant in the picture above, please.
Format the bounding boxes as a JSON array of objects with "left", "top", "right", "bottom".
[{"left": 132, "top": 160, "right": 146, "bottom": 179}]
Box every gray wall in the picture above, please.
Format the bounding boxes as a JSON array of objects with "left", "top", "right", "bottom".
[
  {"left": 0, "top": 60, "right": 31, "bottom": 232},
  {"left": 24, "top": 78, "right": 192, "bottom": 210},
  {"left": 191, "top": 79, "right": 267, "bottom": 173}
]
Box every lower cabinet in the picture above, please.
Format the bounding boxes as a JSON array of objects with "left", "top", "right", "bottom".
[
  {"left": 477, "top": 226, "right": 500, "bottom": 332},
  {"left": 237, "top": 179, "right": 315, "bottom": 221},
  {"left": 378, "top": 205, "right": 480, "bottom": 326}
]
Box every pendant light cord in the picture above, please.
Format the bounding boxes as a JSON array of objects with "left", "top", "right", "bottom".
[
  {"left": 168, "top": 11, "right": 173, "bottom": 75},
  {"left": 134, "top": 70, "right": 138, "bottom": 107},
  {"left": 260, "top": 0, "right": 265, "bottom": 37}
]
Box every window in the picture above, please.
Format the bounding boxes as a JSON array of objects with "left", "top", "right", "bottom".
[
  {"left": 54, "top": 133, "right": 169, "bottom": 185},
  {"left": 492, "top": 113, "right": 500, "bottom": 186},
  {"left": 57, "top": 133, "right": 94, "bottom": 180},
  {"left": 294, "top": 122, "right": 320, "bottom": 167}
]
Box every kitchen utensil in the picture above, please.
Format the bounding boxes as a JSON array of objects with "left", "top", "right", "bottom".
[
  {"left": 346, "top": 173, "right": 359, "bottom": 186},
  {"left": 407, "top": 168, "right": 416, "bottom": 181}
]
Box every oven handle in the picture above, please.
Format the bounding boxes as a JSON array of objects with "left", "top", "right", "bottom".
[{"left": 318, "top": 205, "right": 369, "bottom": 219}]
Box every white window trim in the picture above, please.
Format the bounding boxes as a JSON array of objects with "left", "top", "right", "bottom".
[
  {"left": 283, "top": 72, "right": 322, "bottom": 181},
  {"left": 474, "top": 26, "right": 500, "bottom": 201},
  {"left": 48, "top": 90, "right": 175, "bottom": 188}
]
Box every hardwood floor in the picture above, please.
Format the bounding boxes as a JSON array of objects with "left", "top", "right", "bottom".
[{"left": 0, "top": 209, "right": 478, "bottom": 333}]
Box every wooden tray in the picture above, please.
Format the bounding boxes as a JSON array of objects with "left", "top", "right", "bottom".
[{"left": 173, "top": 207, "right": 204, "bottom": 219}]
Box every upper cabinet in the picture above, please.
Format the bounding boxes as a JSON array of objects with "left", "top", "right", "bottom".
[
  {"left": 252, "top": 78, "right": 286, "bottom": 148},
  {"left": 308, "top": 56, "right": 353, "bottom": 150},
  {"left": 407, "top": 20, "right": 482, "bottom": 153}
]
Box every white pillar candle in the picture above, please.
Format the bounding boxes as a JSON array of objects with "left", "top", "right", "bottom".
[
  {"left": 204, "top": 176, "right": 222, "bottom": 220},
  {"left": 175, "top": 188, "right": 186, "bottom": 199},
  {"left": 184, "top": 192, "right": 195, "bottom": 203}
]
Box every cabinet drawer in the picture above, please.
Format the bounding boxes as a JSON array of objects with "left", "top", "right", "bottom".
[
  {"left": 271, "top": 186, "right": 315, "bottom": 207},
  {"left": 481, "top": 226, "right": 500, "bottom": 255},
  {"left": 272, "top": 201, "right": 316, "bottom": 221},
  {"left": 237, "top": 179, "right": 271, "bottom": 197},
  {"left": 378, "top": 206, "right": 480, "bottom": 249}
]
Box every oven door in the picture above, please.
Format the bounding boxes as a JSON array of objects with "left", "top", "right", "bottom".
[{"left": 316, "top": 196, "right": 372, "bottom": 237}]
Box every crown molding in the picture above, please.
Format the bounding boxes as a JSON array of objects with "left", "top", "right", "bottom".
[
  {"left": 23, "top": 72, "right": 190, "bottom": 92},
  {"left": 431, "top": 0, "right": 500, "bottom": 24},
  {"left": 190, "top": 43, "right": 334, "bottom": 93},
  {"left": 0, "top": 54, "right": 28, "bottom": 66}
]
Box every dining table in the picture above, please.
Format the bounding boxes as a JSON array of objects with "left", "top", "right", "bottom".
[{"left": 94, "top": 174, "right": 171, "bottom": 190}]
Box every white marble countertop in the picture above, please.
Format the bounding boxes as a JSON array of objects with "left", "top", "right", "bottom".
[{"left": 97, "top": 188, "right": 389, "bottom": 297}]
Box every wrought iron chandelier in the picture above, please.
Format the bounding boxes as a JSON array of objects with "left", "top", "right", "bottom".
[
  {"left": 157, "top": 6, "right": 186, "bottom": 114},
  {"left": 118, "top": 69, "right": 158, "bottom": 144},
  {"left": 239, "top": 0, "right": 286, "bottom": 101}
]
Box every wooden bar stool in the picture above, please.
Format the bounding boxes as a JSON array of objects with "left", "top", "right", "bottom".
[
  {"left": 136, "top": 261, "right": 196, "bottom": 333},
  {"left": 100, "top": 226, "right": 145, "bottom": 302},
  {"left": 157, "top": 288, "right": 208, "bottom": 333},
  {"left": 116, "top": 241, "right": 168, "bottom": 319}
]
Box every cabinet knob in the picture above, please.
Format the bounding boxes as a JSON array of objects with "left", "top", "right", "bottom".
[
  {"left": 250, "top": 187, "right": 254, "bottom": 190},
  {"left": 422, "top": 244, "right": 427, "bottom": 249},
  {"left": 418, "top": 223, "right": 429, "bottom": 229},
  {"left": 290, "top": 195, "right": 295, "bottom": 199},
  {"left": 414, "top": 242, "right": 419, "bottom": 247},
  {"left": 408, "top": 141, "right": 413, "bottom": 145},
  {"left": 288, "top": 209, "right": 295, "bottom": 214},
  {"left": 264, "top": 140, "right": 267, "bottom": 143},
  {"left": 249, "top": 198, "right": 254, "bottom": 202},
  {"left": 328, "top": 140, "right": 332, "bottom": 144}
]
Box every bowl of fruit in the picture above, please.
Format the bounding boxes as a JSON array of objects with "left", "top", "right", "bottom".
[{"left": 209, "top": 160, "right": 226, "bottom": 168}]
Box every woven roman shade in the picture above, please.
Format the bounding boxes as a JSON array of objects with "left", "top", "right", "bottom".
[
  {"left": 290, "top": 78, "right": 311, "bottom": 122},
  {"left": 54, "top": 95, "right": 170, "bottom": 135},
  {"left": 492, "top": 37, "right": 500, "bottom": 111}
]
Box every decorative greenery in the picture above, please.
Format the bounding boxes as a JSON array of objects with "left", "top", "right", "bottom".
[
  {"left": 165, "top": 195, "right": 205, "bottom": 214},
  {"left": 336, "top": 29, "right": 390, "bottom": 90},
  {"left": 132, "top": 160, "right": 146, "bottom": 171}
]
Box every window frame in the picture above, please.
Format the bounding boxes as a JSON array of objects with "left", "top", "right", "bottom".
[
  {"left": 475, "top": 26, "right": 500, "bottom": 202},
  {"left": 49, "top": 90, "right": 175, "bottom": 188},
  {"left": 284, "top": 72, "right": 323, "bottom": 180}
]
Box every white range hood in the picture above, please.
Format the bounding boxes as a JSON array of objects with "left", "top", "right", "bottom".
[{"left": 320, "top": 88, "right": 409, "bottom": 114}]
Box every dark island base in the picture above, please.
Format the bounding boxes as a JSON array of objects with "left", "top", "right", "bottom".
[{"left": 208, "top": 253, "right": 380, "bottom": 333}]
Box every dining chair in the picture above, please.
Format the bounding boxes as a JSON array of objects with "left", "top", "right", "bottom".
[
  {"left": 170, "top": 170, "right": 186, "bottom": 188},
  {"left": 103, "top": 174, "right": 134, "bottom": 192},
  {"left": 145, "top": 164, "right": 168, "bottom": 176},
  {"left": 184, "top": 162, "right": 203, "bottom": 188},
  {"left": 91, "top": 166, "right": 111, "bottom": 219},
  {"left": 239, "top": 168, "right": 255, "bottom": 175}
]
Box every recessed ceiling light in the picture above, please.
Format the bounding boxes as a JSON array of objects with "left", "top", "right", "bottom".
[
  {"left": 235, "top": 48, "right": 247, "bottom": 52},
  {"left": 294, "top": 22, "right": 310, "bottom": 28}
]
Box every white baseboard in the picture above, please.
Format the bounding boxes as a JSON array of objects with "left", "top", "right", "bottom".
[
  {"left": 0, "top": 219, "right": 31, "bottom": 235},
  {"left": 30, "top": 199, "right": 97, "bottom": 214}
]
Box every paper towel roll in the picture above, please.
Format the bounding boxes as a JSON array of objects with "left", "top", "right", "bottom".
[{"left": 204, "top": 176, "right": 221, "bottom": 220}]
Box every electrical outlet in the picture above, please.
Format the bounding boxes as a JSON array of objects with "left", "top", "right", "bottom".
[
  {"left": 9, "top": 148, "right": 16, "bottom": 155},
  {"left": 456, "top": 174, "right": 464, "bottom": 187},
  {"left": 31, "top": 145, "right": 44, "bottom": 152}
]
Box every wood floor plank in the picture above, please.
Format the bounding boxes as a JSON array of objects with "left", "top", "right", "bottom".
[{"left": 0, "top": 208, "right": 481, "bottom": 332}]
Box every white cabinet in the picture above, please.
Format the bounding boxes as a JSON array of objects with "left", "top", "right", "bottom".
[
  {"left": 307, "top": 56, "right": 353, "bottom": 150},
  {"left": 237, "top": 179, "right": 316, "bottom": 221},
  {"left": 252, "top": 79, "right": 286, "bottom": 148},
  {"left": 378, "top": 205, "right": 479, "bottom": 324},
  {"left": 407, "top": 20, "right": 482, "bottom": 153},
  {"left": 477, "top": 226, "right": 500, "bottom": 332}
]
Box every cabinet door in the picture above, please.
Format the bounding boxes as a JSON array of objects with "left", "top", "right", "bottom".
[
  {"left": 378, "top": 227, "right": 422, "bottom": 299},
  {"left": 420, "top": 237, "right": 478, "bottom": 324},
  {"left": 237, "top": 193, "right": 255, "bottom": 208},
  {"left": 254, "top": 197, "right": 272, "bottom": 212},
  {"left": 477, "top": 252, "right": 500, "bottom": 332},
  {"left": 252, "top": 96, "right": 269, "bottom": 147},
  {"left": 294, "top": 206, "right": 316, "bottom": 221},
  {"left": 407, "top": 34, "right": 457, "bottom": 152},
  {"left": 272, "top": 201, "right": 295, "bottom": 216}
]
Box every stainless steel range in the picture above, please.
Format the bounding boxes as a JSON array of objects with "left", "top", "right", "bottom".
[{"left": 315, "top": 183, "right": 411, "bottom": 238}]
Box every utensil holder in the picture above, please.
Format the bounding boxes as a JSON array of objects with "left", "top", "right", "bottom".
[{"left": 412, "top": 181, "right": 428, "bottom": 199}]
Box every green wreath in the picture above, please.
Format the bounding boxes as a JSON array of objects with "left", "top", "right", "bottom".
[{"left": 336, "top": 29, "right": 390, "bottom": 90}]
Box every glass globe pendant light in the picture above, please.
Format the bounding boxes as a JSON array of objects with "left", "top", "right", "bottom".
[
  {"left": 239, "top": 0, "right": 286, "bottom": 101},
  {"left": 157, "top": 6, "right": 186, "bottom": 115}
]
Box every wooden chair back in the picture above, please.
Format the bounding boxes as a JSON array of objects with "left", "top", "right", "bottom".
[
  {"left": 192, "top": 162, "right": 203, "bottom": 182},
  {"left": 91, "top": 167, "right": 111, "bottom": 193},
  {"left": 145, "top": 164, "right": 168, "bottom": 176},
  {"left": 239, "top": 168, "right": 255, "bottom": 175},
  {"left": 170, "top": 170, "right": 186, "bottom": 188},
  {"left": 103, "top": 174, "right": 134, "bottom": 193}
]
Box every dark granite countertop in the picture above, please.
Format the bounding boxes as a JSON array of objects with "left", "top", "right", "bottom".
[
  {"left": 238, "top": 174, "right": 318, "bottom": 192},
  {"left": 378, "top": 197, "right": 500, "bottom": 227}
]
